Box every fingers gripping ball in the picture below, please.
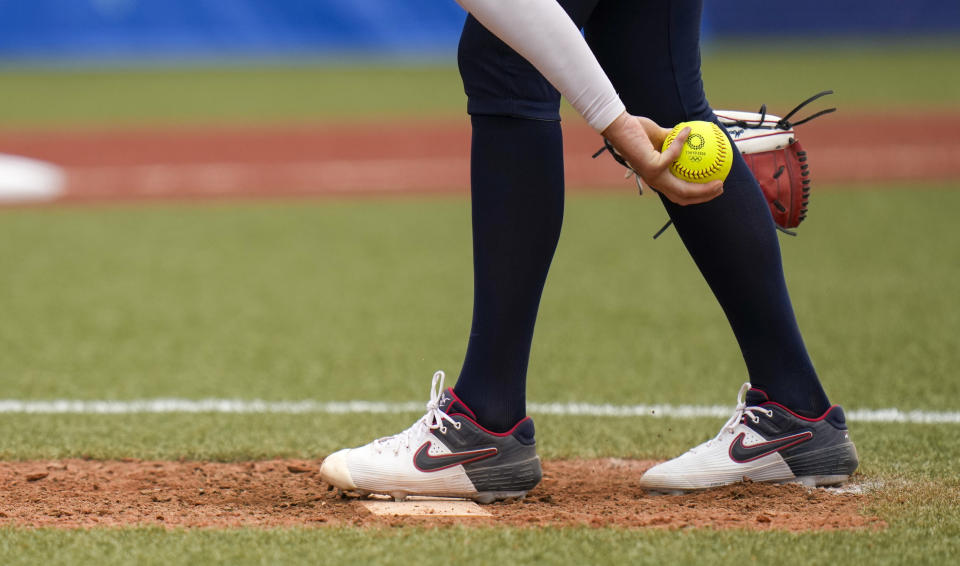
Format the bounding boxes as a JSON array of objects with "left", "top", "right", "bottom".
[{"left": 662, "top": 121, "right": 733, "bottom": 183}]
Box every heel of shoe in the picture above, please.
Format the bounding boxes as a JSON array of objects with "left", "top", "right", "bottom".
[
  {"left": 466, "top": 455, "right": 542, "bottom": 494},
  {"left": 785, "top": 441, "right": 859, "bottom": 478}
]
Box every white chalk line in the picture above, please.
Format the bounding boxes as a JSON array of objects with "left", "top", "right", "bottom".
[{"left": 0, "top": 399, "right": 957, "bottom": 424}]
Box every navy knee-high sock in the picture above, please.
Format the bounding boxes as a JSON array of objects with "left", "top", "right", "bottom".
[
  {"left": 583, "top": 0, "right": 831, "bottom": 417},
  {"left": 660, "top": 149, "right": 831, "bottom": 417},
  {"left": 453, "top": 115, "right": 564, "bottom": 432},
  {"left": 579, "top": 0, "right": 832, "bottom": 416}
]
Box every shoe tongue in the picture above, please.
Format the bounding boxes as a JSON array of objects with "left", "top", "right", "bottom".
[
  {"left": 437, "top": 388, "right": 476, "bottom": 419},
  {"left": 745, "top": 388, "right": 770, "bottom": 406}
]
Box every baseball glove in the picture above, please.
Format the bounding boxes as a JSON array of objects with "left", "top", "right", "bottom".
[
  {"left": 715, "top": 90, "right": 835, "bottom": 235},
  {"left": 593, "top": 90, "right": 835, "bottom": 237}
]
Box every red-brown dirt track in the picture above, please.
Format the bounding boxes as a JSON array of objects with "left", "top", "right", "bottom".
[{"left": 0, "top": 113, "right": 957, "bottom": 204}]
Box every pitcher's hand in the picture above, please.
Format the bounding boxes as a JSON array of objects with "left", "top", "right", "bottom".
[{"left": 602, "top": 112, "right": 723, "bottom": 206}]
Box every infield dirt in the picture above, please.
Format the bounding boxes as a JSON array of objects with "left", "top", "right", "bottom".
[{"left": 0, "top": 458, "right": 882, "bottom": 531}]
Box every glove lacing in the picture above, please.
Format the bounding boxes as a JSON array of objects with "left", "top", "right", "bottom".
[{"left": 594, "top": 91, "right": 836, "bottom": 239}]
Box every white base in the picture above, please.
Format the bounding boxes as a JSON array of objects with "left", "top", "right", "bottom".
[
  {"left": 362, "top": 496, "right": 492, "bottom": 517},
  {"left": 0, "top": 154, "right": 65, "bottom": 203}
]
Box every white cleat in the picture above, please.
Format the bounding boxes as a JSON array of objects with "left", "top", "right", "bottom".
[
  {"left": 320, "top": 371, "right": 542, "bottom": 503},
  {"left": 639, "top": 383, "right": 859, "bottom": 492}
]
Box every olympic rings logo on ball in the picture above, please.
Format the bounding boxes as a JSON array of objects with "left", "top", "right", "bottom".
[{"left": 662, "top": 121, "right": 733, "bottom": 183}]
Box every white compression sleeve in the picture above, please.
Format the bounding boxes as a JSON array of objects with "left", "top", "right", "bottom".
[{"left": 455, "top": 0, "right": 626, "bottom": 132}]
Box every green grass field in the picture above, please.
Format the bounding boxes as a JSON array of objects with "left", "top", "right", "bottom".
[
  {"left": 1, "top": 42, "right": 958, "bottom": 127},
  {"left": 1, "top": 43, "right": 959, "bottom": 564},
  {"left": 2, "top": 189, "right": 959, "bottom": 564}
]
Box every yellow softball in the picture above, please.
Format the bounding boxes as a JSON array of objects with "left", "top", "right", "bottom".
[{"left": 661, "top": 121, "right": 733, "bottom": 183}]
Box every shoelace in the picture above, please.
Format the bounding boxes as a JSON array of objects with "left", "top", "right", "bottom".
[
  {"left": 374, "top": 370, "right": 460, "bottom": 455},
  {"left": 692, "top": 382, "right": 773, "bottom": 453}
]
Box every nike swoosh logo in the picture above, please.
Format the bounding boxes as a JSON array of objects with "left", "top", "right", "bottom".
[
  {"left": 413, "top": 442, "right": 498, "bottom": 472},
  {"left": 728, "top": 430, "right": 814, "bottom": 463}
]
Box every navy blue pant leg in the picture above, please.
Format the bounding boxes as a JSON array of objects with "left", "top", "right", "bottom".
[
  {"left": 455, "top": 0, "right": 829, "bottom": 423},
  {"left": 586, "top": 0, "right": 829, "bottom": 415},
  {"left": 454, "top": 12, "right": 576, "bottom": 431}
]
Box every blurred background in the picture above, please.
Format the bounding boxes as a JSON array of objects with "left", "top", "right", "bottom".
[
  {"left": 0, "top": 1, "right": 958, "bottom": 415},
  {"left": 1, "top": 1, "right": 958, "bottom": 61},
  {"left": 0, "top": 0, "right": 958, "bottom": 203},
  {"left": 0, "top": 7, "right": 958, "bottom": 556}
]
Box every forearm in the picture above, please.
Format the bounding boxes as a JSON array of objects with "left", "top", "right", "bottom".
[{"left": 455, "top": 0, "right": 625, "bottom": 132}]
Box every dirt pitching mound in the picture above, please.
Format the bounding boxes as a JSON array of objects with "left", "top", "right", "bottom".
[{"left": 0, "top": 458, "right": 882, "bottom": 530}]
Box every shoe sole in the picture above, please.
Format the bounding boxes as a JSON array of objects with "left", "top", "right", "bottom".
[
  {"left": 643, "top": 473, "right": 853, "bottom": 495},
  {"left": 642, "top": 438, "right": 859, "bottom": 494},
  {"left": 340, "top": 489, "right": 530, "bottom": 504}
]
